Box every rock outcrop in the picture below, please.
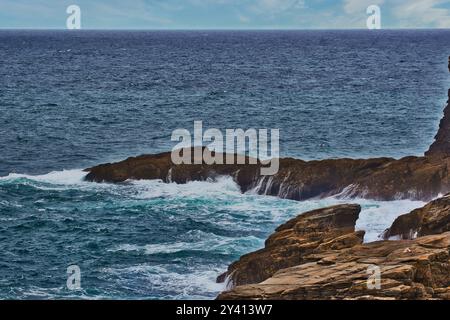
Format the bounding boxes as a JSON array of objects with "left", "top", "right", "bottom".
[
  {"left": 383, "top": 194, "right": 450, "bottom": 240},
  {"left": 84, "top": 56, "right": 450, "bottom": 202},
  {"left": 217, "top": 204, "right": 364, "bottom": 287},
  {"left": 217, "top": 200, "right": 450, "bottom": 300},
  {"left": 217, "top": 232, "right": 450, "bottom": 300},
  {"left": 425, "top": 89, "right": 450, "bottom": 157},
  {"left": 85, "top": 152, "right": 450, "bottom": 202}
]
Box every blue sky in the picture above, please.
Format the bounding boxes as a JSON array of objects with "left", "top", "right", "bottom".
[{"left": 0, "top": 0, "right": 449, "bottom": 29}]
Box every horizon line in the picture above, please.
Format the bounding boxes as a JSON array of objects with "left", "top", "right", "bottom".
[{"left": 1, "top": 27, "right": 450, "bottom": 31}]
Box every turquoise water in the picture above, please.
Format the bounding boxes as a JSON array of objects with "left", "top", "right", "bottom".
[
  {"left": 0, "top": 170, "right": 424, "bottom": 299},
  {"left": 0, "top": 30, "right": 447, "bottom": 299}
]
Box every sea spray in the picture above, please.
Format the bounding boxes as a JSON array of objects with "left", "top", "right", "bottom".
[{"left": 0, "top": 169, "right": 426, "bottom": 298}]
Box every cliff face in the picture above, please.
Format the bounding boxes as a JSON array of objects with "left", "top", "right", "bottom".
[
  {"left": 217, "top": 200, "right": 450, "bottom": 300},
  {"left": 217, "top": 233, "right": 450, "bottom": 300},
  {"left": 425, "top": 57, "right": 450, "bottom": 157},
  {"left": 425, "top": 89, "right": 450, "bottom": 157}
]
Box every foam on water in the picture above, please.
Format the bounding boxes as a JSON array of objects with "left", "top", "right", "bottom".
[
  {"left": 0, "top": 169, "right": 426, "bottom": 299},
  {"left": 0, "top": 169, "right": 87, "bottom": 185}
]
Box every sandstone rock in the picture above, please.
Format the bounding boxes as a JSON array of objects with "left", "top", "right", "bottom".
[
  {"left": 216, "top": 204, "right": 364, "bottom": 286},
  {"left": 383, "top": 194, "right": 450, "bottom": 240},
  {"left": 217, "top": 232, "right": 450, "bottom": 300}
]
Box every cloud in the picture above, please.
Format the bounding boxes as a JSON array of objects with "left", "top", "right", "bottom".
[
  {"left": 0, "top": 0, "right": 448, "bottom": 29},
  {"left": 250, "top": 0, "right": 306, "bottom": 14},
  {"left": 343, "top": 0, "right": 450, "bottom": 28},
  {"left": 344, "top": 0, "right": 384, "bottom": 14},
  {"left": 391, "top": 0, "right": 450, "bottom": 28}
]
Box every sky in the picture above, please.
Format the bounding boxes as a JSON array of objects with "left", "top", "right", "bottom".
[{"left": 0, "top": 0, "right": 449, "bottom": 29}]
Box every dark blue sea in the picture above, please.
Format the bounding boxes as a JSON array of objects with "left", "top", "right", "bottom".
[{"left": 0, "top": 30, "right": 449, "bottom": 299}]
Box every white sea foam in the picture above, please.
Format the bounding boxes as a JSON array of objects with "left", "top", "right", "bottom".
[
  {"left": 130, "top": 176, "right": 242, "bottom": 199},
  {"left": 0, "top": 168, "right": 430, "bottom": 299},
  {"left": 109, "top": 231, "right": 261, "bottom": 256},
  {"left": 0, "top": 169, "right": 87, "bottom": 185},
  {"left": 0, "top": 168, "right": 427, "bottom": 243},
  {"left": 103, "top": 264, "right": 225, "bottom": 299},
  {"left": 354, "top": 198, "right": 425, "bottom": 242}
]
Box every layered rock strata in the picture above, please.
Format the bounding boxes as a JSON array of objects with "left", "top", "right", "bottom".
[{"left": 217, "top": 201, "right": 450, "bottom": 300}]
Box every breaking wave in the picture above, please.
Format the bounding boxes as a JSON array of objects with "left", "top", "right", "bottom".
[{"left": 0, "top": 169, "right": 425, "bottom": 299}]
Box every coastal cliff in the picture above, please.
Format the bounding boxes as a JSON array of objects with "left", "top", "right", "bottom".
[
  {"left": 383, "top": 194, "right": 450, "bottom": 240},
  {"left": 217, "top": 204, "right": 365, "bottom": 287}
]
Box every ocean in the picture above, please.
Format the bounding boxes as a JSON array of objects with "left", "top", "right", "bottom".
[{"left": 0, "top": 30, "right": 449, "bottom": 299}]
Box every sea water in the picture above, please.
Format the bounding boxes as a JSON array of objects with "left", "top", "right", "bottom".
[{"left": 0, "top": 30, "right": 449, "bottom": 299}]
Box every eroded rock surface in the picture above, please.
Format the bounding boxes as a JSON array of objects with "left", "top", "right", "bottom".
[
  {"left": 217, "top": 232, "right": 450, "bottom": 300},
  {"left": 85, "top": 152, "right": 450, "bottom": 202},
  {"left": 217, "top": 198, "right": 450, "bottom": 300},
  {"left": 216, "top": 204, "right": 364, "bottom": 286}
]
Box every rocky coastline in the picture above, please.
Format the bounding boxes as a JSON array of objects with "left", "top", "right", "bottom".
[
  {"left": 85, "top": 74, "right": 450, "bottom": 202},
  {"left": 217, "top": 200, "right": 450, "bottom": 300},
  {"left": 84, "top": 57, "right": 450, "bottom": 300}
]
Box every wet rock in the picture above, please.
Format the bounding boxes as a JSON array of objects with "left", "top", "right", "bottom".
[
  {"left": 85, "top": 151, "right": 450, "bottom": 202},
  {"left": 216, "top": 204, "right": 364, "bottom": 286},
  {"left": 383, "top": 194, "right": 450, "bottom": 240}
]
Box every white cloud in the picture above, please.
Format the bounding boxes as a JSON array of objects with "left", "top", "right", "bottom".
[
  {"left": 344, "top": 0, "right": 385, "bottom": 14},
  {"left": 391, "top": 0, "right": 450, "bottom": 28},
  {"left": 344, "top": 0, "right": 450, "bottom": 28}
]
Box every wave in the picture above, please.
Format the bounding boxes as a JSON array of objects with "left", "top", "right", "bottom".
[
  {"left": 0, "top": 169, "right": 87, "bottom": 185},
  {"left": 102, "top": 264, "right": 225, "bottom": 300},
  {"left": 131, "top": 176, "right": 242, "bottom": 199},
  {"left": 0, "top": 168, "right": 426, "bottom": 244},
  {"left": 109, "top": 230, "right": 262, "bottom": 256},
  {"left": 354, "top": 198, "right": 425, "bottom": 242},
  {"left": 0, "top": 168, "right": 429, "bottom": 299}
]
